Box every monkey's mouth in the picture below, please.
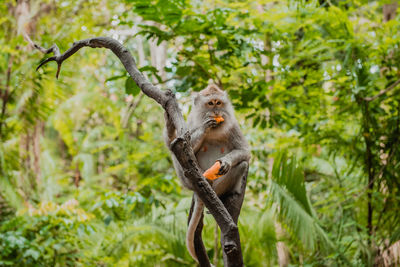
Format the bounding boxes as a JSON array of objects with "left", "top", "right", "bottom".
[{"left": 210, "top": 112, "right": 225, "bottom": 118}]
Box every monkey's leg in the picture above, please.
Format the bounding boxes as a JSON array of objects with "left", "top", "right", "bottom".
[
  {"left": 188, "top": 195, "right": 212, "bottom": 267},
  {"left": 220, "top": 162, "right": 248, "bottom": 223},
  {"left": 212, "top": 161, "right": 248, "bottom": 198},
  {"left": 218, "top": 161, "right": 248, "bottom": 266}
]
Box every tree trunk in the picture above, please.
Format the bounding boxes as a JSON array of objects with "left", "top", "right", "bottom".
[
  {"left": 148, "top": 22, "right": 167, "bottom": 82},
  {"left": 275, "top": 222, "right": 289, "bottom": 267},
  {"left": 383, "top": 2, "right": 398, "bottom": 22},
  {"left": 32, "top": 122, "right": 43, "bottom": 182}
]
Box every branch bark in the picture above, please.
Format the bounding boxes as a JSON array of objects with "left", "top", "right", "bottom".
[{"left": 31, "top": 36, "right": 244, "bottom": 266}]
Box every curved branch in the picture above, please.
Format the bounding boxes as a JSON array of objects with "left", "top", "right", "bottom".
[
  {"left": 32, "top": 36, "right": 244, "bottom": 266},
  {"left": 363, "top": 78, "right": 400, "bottom": 102}
]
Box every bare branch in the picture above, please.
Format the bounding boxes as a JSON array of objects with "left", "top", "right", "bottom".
[
  {"left": 364, "top": 78, "right": 400, "bottom": 102},
  {"left": 31, "top": 36, "right": 244, "bottom": 266}
]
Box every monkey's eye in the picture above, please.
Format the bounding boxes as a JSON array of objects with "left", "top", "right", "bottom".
[
  {"left": 208, "top": 101, "right": 213, "bottom": 106},
  {"left": 216, "top": 101, "right": 221, "bottom": 105}
]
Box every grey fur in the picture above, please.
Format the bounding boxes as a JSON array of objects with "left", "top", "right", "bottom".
[{"left": 163, "top": 85, "right": 250, "bottom": 262}]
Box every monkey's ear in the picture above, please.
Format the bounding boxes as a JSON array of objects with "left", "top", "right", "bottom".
[
  {"left": 192, "top": 92, "right": 200, "bottom": 105},
  {"left": 223, "top": 89, "right": 229, "bottom": 98}
]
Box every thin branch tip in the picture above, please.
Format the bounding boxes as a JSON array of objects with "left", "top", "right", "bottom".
[
  {"left": 36, "top": 57, "right": 56, "bottom": 72},
  {"left": 56, "top": 63, "right": 62, "bottom": 79}
]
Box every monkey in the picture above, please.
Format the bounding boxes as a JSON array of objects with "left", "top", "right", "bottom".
[{"left": 164, "top": 84, "right": 251, "bottom": 263}]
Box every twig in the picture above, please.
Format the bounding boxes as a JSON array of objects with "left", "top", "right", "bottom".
[
  {"left": 24, "top": 32, "right": 62, "bottom": 77},
  {"left": 121, "top": 93, "right": 144, "bottom": 128},
  {"left": 364, "top": 78, "right": 400, "bottom": 102}
]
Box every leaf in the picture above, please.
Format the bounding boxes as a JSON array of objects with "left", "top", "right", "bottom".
[
  {"left": 104, "top": 215, "right": 112, "bottom": 225},
  {"left": 139, "top": 66, "right": 163, "bottom": 83},
  {"left": 106, "top": 74, "right": 126, "bottom": 82},
  {"left": 390, "top": 227, "right": 400, "bottom": 244},
  {"left": 23, "top": 249, "right": 40, "bottom": 260},
  {"left": 253, "top": 116, "right": 260, "bottom": 127},
  {"left": 125, "top": 77, "right": 140, "bottom": 96},
  {"left": 139, "top": 66, "right": 159, "bottom": 73},
  {"left": 260, "top": 118, "right": 267, "bottom": 129}
]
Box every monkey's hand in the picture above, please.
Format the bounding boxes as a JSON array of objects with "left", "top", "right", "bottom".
[
  {"left": 217, "top": 159, "right": 231, "bottom": 175},
  {"left": 204, "top": 117, "right": 219, "bottom": 130}
]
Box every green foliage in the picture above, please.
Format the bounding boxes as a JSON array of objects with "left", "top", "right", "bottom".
[
  {"left": 0, "top": 194, "right": 15, "bottom": 224},
  {"left": 240, "top": 208, "right": 277, "bottom": 266},
  {"left": 1, "top": 0, "right": 400, "bottom": 266},
  {"left": 125, "top": 77, "right": 141, "bottom": 96},
  {"left": 91, "top": 191, "right": 160, "bottom": 224},
  {"left": 270, "top": 152, "right": 331, "bottom": 251},
  {"left": 0, "top": 200, "right": 92, "bottom": 266}
]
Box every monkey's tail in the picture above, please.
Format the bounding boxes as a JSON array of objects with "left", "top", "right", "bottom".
[{"left": 186, "top": 195, "right": 204, "bottom": 262}]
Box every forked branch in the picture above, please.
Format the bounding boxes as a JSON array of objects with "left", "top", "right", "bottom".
[{"left": 32, "top": 36, "right": 244, "bottom": 266}]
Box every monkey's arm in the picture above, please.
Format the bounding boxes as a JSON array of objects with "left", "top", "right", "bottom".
[
  {"left": 189, "top": 126, "right": 206, "bottom": 153},
  {"left": 217, "top": 127, "right": 251, "bottom": 174},
  {"left": 219, "top": 149, "right": 251, "bottom": 166},
  {"left": 189, "top": 118, "right": 218, "bottom": 153},
  {"left": 217, "top": 149, "right": 250, "bottom": 175}
]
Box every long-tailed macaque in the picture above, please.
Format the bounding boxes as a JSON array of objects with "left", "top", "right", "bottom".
[{"left": 164, "top": 84, "right": 251, "bottom": 263}]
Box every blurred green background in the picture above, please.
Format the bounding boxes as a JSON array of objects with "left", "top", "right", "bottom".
[{"left": 1, "top": 0, "right": 400, "bottom": 266}]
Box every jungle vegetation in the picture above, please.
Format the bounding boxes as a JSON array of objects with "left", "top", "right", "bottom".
[{"left": 1, "top": 0, "right": 400, "bottom": 266}]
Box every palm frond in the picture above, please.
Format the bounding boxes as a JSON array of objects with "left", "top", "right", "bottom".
[
  {"left": 269, "top": 151, "right": 333, "bottom": 251},
  {"left": 270, "top": 180, "right": 333, "bottom": 250}
]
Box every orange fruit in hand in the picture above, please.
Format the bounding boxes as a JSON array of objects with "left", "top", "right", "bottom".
[{"left": 203, "top": 161, "right": 223, "bottom": 180}]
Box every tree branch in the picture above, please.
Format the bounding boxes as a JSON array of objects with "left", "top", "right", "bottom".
[
  {"left": 363, "top": 78, "right": 400, "bottom": 102},
  {"left": 32, "top": 36, "right": 244, "bottom": 266}
]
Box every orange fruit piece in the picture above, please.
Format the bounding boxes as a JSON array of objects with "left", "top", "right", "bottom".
[
  {"left": 214, "top": 116, "right": 224, "bottom": 123},
  {"left": 203, "top": 161, "right": 223, "bottom": 180}
]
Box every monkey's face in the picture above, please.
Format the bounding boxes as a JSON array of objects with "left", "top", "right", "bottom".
[
  {"left": 194, "top": 93, "right": 234, "bottom": 125},
  {"left": 203, "top": 97, "right": 227, "bottom": 118},
  {"left": 190, "top": 84, "right": 236, "bottom": 131}
]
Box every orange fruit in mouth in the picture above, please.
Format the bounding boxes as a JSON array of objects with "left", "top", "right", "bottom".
[{"left": 214, "top": 116, "right": 224, "bottom": 123}]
